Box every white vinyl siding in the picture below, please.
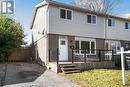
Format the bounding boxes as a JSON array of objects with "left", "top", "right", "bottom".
[{"left": 49, "top": 6, "right": 130, "bottom": 41}]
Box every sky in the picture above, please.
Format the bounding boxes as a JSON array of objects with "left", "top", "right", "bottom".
[{"left": 13, "top": 0, "right": 130, "bottom": 45}]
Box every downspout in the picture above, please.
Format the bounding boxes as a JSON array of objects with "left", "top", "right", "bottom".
[
  {"left": 104, "top": 17, "right": 107, "bottom": 39},
  {"left": 45, "top": 4, "right": 49, "bottom": 66},
  {"left": 104, "top": 15, "right": 109, "bottom": 47}
]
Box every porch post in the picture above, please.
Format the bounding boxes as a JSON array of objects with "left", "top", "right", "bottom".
[
  {"left": 72, "top": 48, "right": 74, "bottom": 63},
  {"left": 49, "top": 49, "right": 50, "bottom": 62},
  {"left": 57, "top": 48, "right": 59, "bottom": 64},
  {"left": 112, "top": 50, "right": 114, "bottom": 61},
  {"left": 99, "top": 49, "right": 101, "bottom": 62},
  {"left": 84, "top": 50, "right": 86, "bottom": 63}
]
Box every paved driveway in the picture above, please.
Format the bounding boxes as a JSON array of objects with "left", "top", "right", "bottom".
[{"left": 0, "top": 63, "right": 79, "bottom": 87}]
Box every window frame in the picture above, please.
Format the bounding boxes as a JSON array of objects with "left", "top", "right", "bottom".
[
  {"left": 75, "top": 38, "right": 96, "bottom": 55},
  {"left": 60, "top": 9, "right": 66, "bottom": 19},
  {"left": 66, "top": 10, "right": 72, "bottom": 20},
  {"left": 105, "top": 40, "right": 121, "bottom": 54},
  {"left": 60, "top": 8, "right": 73, "bottom": 20},
  {"left": 87, "top": 14, "right": 97, "bottom": 24},
  {"left": 125, "top": 22, "right": 130, "bottom": 29},
  {"left": 108, "top": 18, "right": 116, "bottom": 27},
  {"left": 75, "top": 40, "right": 80, "bottom": 53}
]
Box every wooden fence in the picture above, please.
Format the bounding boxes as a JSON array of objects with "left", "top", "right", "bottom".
[{"left": 8, "top": 47, "right": 32, "bottom": 62}]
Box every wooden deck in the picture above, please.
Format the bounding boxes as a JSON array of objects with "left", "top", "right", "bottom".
[{"left": 48, "top": 61, "right": 115, "bottom": 73}]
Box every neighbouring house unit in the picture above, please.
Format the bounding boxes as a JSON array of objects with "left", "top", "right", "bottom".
[{"left": 31, "top": 0, "right": 130, "bottom": 73}]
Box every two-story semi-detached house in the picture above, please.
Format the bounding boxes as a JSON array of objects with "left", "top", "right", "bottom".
[{"left": 31, "top": 0, "right": 130, "bottom": 72}]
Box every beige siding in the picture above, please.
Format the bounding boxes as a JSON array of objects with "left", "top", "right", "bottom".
[
  {"left": 49, "top": 34, "right": 59, "bottom": 62},
  {"left": 106, "top": 19, "right": 130, "bottom": 41},
  {"left": 96, "top": 39, "right": 105, "bottom": 50},
  {"left": 31, "top": 3, "right": 130, "bottom": 64},
  {"left": 48, "top": 5, "right": 130, "bottom": 41},
  {"left": 32, "top": 6, "right": 48, "bottom": 64},
  {"left": 37, "top": 37, "right": 47, "bottom": 62},
  {"left": 49, "top": 6, "right": 105, "bottom": 39},
  {"left": 32, "top": 6, "right": 48, "bottom": 42},
  {"left": 68, "top": 36, "right": 75, "bottom": 61}
]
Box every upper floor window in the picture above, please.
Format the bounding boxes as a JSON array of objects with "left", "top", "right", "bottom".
[
  {"left": 60, "top": 9, "right": 72, "bottom": 20},
  {"left": 87, "top": 15, "right": 96, "bottom": 24},
  {"left": 125, "top": 22, "right": 130, "bottom": 29},
  {"left": 108, "top": 19, "right": 115, "bottom": 27}
]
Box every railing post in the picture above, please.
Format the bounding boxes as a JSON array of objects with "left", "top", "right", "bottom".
[
  {"left": 57, "top": 48, "right": 59, "bottom": 64},
  {"left": 99, "top": 49, "right": 101, "bottom": 62},
  {"left": 72, "top": 48, "right": 74, "bottom": 63},
  {"left": 112, "top": 50, "right": 114, "bottom": 61},
  {"left": 49, "top": 49, "right": 50, "bottom": 62},
  {"left": 84, "top": 50, "right": 86, "bottom": 63}
]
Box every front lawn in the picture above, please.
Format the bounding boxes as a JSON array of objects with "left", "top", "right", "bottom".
[{"left": 60, "top": 69, "right": 130, "bottom": 87}]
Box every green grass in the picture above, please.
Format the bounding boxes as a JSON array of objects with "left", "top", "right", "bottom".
[{"left": 59, "top": 69, "right": 130, "bottom": 87}]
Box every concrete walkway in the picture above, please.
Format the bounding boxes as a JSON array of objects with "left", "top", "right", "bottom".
[{"left": 2, "top": 63, "right": 79, "bottom": 87}]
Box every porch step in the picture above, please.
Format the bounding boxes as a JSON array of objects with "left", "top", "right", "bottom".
[
  {"left": 60, "top": 64, "right": 80, "bottom": 74},
  {"left": 60, "top": 64, "right": 77, "bottom": 68},
  {"left": 62, "top": 67, "right": 80, "bottom": 71},
  {"left": 64, "top": 70, "right": 80, "bottom": 74}
]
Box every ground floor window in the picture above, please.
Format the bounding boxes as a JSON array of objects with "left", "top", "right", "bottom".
[
  {"left": 105, "top": 40, "right": 121, "bottom": 53},
  {"left": 123, "top": 42, "right": 130, "bottom": 50},
  {"left": 75, "top": 37, "right": 96, "bottom": 55}
]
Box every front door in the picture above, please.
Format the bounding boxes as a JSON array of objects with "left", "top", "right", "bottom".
[{"left": 59, "top": 36, "right": 68, "bottom": 61}]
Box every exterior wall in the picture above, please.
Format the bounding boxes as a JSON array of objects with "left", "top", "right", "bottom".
[
  {"left": 48, "top": 34, "right": 116, "bottom": 64},
  {"left": 48, "top": 5, "right": 130, "bottom": 41},
  {"left": 106, "top": 19, "right": 130, "bottom": 41},
  {"left": 32, "top": 4, "right": 130, "bottom": 65},
  {"left": 32, "top": 5, "right": 48, "bottom": 64},
  {"left": 106, "top": 18, "right": 130, "bottom": 41},
  {"left": 49, "top": 5, "right": 105, "bottom": 39},
  {"left": 37, "top": 37, "right": 47, "bottom": 63},
  {"left": 49, "top": 34, "right": 59, "bottom": 62},
  {"left": 32, "top": 6, "right": 48, "bottom": 42},
  {"left": 49, "top": 34, "right": 75, "bottom": 62},
  {"left": 96, "top": 39, "right": 105, "bottom": 59},
  {"left": 68, "top": 36, "right": 75, "bottom": 61},
  {"left": 96, "top": 39, "right": 105, "bottom": 50}
]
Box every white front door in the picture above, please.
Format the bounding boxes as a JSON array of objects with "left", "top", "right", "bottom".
[{"left": 59, "top": 36, "right": 68, "bottom": 61}]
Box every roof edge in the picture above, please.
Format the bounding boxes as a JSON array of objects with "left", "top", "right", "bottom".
[
  {"left": 31, "top": 0, "right": 130, "bottom": 29},
  {"left": 48, "top": 0, "right": 130, "bottom": 21},
  {"left": 30, "top": 1, "right": 48, "bottom": 29}
]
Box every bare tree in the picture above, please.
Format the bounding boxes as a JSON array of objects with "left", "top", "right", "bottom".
[{"left": 73, "top": 0, "right": 120, "bottom": 14}]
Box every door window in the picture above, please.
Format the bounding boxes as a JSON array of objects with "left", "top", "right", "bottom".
[{"left": 60, "top": 40, "right": 66, "bottom": 45}]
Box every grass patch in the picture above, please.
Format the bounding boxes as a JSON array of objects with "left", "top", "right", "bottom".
[{"left": 59, "top": 69, "right": 130, "bottom": 87}]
